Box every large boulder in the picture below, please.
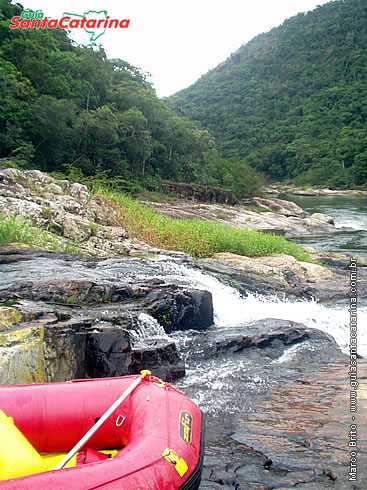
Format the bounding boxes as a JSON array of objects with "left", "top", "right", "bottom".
[
  {"left": 145, "top": 288, "right": 214, "bottom": 332},
  {"left": 0, "top": 276, "right": 213, "bottom": 384},
  {"left": 161, "top": 181, "right": 239, "bottom": 205},
  {"left": 1, "top": 278, "right": 214, "bottom": 332}
]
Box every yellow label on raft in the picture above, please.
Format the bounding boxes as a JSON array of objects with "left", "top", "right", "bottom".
[
  {"left": 179, "top": 411, "right": 193, "bottom": 444},
  {"left": 175, "top": 458, "right": 188, "bottom": 477}
]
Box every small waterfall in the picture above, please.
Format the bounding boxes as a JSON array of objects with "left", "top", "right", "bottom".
[
  {"left": 155, "top": 261, "right": 367, "bottom": 358},
  {"left": 130, "top": 313, "right": 170, "bottom": 349},
  {"left": 2, "top": 253, "right": 365, "bottom": 356}
]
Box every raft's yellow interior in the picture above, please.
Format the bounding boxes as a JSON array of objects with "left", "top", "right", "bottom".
[{"left": 0, "top": 409, "right": 119, "bottom": 480}]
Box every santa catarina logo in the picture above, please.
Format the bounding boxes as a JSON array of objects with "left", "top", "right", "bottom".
[{"left": 9, "top": 9, "right": 130, "bottom": 40}]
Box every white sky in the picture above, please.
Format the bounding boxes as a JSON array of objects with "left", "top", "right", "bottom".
[{"left": 21, "top": 0, "right": 330, "bottom": 97}]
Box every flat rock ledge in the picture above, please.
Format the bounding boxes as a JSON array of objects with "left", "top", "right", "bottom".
[
  {"left": 202, "top": 359, "right": 367, "bottom": 489},
  {"left": 197, "top": 251, "right": 367, "bottom": 303},
  {"left": 266, "top": 183, "right": 367, "bottom": 197},
  {"left": 0, "top": 277, "right": 213, "bottom": 385}
]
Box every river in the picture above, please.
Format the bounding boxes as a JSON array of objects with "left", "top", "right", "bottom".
[
  {"left": 2, "top": 250, "right": 366, "bottom": 423},
  {"left": 281, "top": 194, "right": 367, "bottom": 259}
]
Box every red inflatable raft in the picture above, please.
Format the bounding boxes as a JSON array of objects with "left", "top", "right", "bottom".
[{"left": 0, "top": 372, "right": 204, "bottom": 489}]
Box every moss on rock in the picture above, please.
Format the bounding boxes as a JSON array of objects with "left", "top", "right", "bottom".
[
  {"left": 0, "top": 307, "right": 23, "bottom": 332},
  {"left": 0, "top": 325, "right": 46, "bottom": 384}
]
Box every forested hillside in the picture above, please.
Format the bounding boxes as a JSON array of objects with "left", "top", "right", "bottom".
[
  {"left": 171, "top": 0, "right": 367, "bottom": 187},
  {"left": 0, "top": 0, "right": 227, "bottom": 193}
]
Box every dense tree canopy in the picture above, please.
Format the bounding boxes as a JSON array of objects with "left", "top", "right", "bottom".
[
  {"left": 3, "top": 0, "right": 258, "bottom": 194},
  {"left": 170, "top": 0, "right": 367, "bottom": 187}
]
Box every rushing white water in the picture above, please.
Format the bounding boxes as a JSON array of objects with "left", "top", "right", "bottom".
[
  {"left": 335, "top": 221, "right": 365, "bottom": 231},
  {"left": 130, "top": 313, "right": 170, "bottom": 348},
  {"left": 154, "top": 261, "right": 367, "bottom": 358},
  {"left": 2, "top": 253, "right": 365, "bottom": 357}
]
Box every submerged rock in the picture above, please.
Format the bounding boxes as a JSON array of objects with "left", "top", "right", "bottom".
[{"left": 215, "top": 320, "right": 336, "bottom": 355}]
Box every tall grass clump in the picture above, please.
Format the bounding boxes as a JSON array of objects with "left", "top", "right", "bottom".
[
  {"left": 0, "top": 213, "right": 79, "bottom": 253},
  {"left": 95, "top": 189, "right": 311, "bottom": 262}
]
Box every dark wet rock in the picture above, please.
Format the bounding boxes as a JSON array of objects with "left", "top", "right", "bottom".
[
  {"left": 85, "top": 327, "right": 184, "bottom": 381},
  {"left": 161, "top": 181, "right": 239, "bottom": 205},
  {"left": 0, "top": 272, "right": 212, "bottom": 383},
  {"left": 0, "top": 254, "right": 31, "bottom": 264},
  {"left": 176, "top": 319, "right": 343, "bottom": 370},
  {"left": 200, "top": 437, "right": 342, "bottom": 489},
  {"left": 228, "top": 360, "right": 367, "bottom": 488},
  {"left": 0, "top": 278, "right": 214, "bottom": 333},
  {"left": 145, "top": 287, "right": 213, "bottom": 333},
  {"left": 200, "top": 361, "right": 367, "bottom": 489},
  {"left": 215, "top": 320, "right": 336, "bottom": 355},
  {"left": 0, "top": 244, "right": 43, "bottom": 264},
  {"left": 127, "top": 342, "right": 185, "bottom": 382},
  {"left": 1, "top": 279, "right": 115, "bottom": 304},
  {"left": 85, "top": 326, "right": 131, "bottom": 378},
  {"left": 0, "top": 243, "right": 100, "bottom": 265}
]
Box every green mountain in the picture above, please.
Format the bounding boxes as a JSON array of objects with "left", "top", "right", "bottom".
[{"left": 170, "top": 0, "right": 367, "bottom": 187}]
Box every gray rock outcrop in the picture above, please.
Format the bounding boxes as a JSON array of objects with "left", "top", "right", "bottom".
[
  {"left": 143, "top": 195, "right": 337, "bottom": 238},
  {"left": 0, "top": 265, "right": 214, "bottom": 384},
  {"left": 0, "top": 168, "right": 159, "bottom": 256}
]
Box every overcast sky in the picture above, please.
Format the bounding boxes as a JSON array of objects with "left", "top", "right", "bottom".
[{"left": 21, "top": 0, "right": 330, "bottom": 97}]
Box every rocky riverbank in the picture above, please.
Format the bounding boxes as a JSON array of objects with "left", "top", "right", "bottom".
[
  {"left": 141, "top": 195, "right": 338, "bottom": 239},
  {"left": 0, "top": 168, "right": 160, "bottom": 256},
  {"left": 1, "top": 168, "right": 341, "bottom": 251},
  {"left": 265, "top": 183, "right": 367, "bottom": 198}
]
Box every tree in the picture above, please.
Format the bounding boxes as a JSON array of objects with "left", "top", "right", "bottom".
[
  {"left": 118, "top": 107, "right": 152, "bottom": 177},
  {"left": 28, "top": 95, "right": 76, "bottom": 171}
]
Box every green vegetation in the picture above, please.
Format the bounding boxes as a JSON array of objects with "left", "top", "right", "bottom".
[
  {"left": 171, "top": 0, "right": 367, "bottom": 188},
  {"left": 88, "top": 221, "right": 99, "bottom": 236},
  {"left": 94, "top": 190, "right": 311, "bottom": 261},
  {"left": 0, "top": 213, "right": 79, "bottom": 253},
  {"left": 0, "top": 0, "right": 263, "bottom": 198}
]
